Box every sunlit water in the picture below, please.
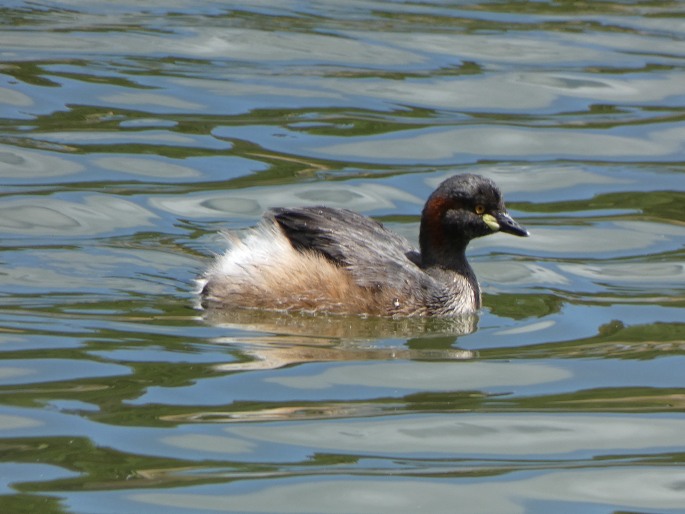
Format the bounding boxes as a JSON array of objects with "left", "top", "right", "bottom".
[{"left": 1, "top": 1, "right": 684, "bottom": 513}]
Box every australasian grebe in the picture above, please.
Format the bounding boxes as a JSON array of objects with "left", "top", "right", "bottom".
[{"left": 199, "top": 174, "right": 529, "bottom": 317}]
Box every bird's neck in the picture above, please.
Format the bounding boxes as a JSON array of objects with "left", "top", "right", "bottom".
[
  {"left": 420, "top": 244, "right": 481, "bottom": 313},
  {"left": 419, "top": 234, "right": 471, "bottom": 274},
  {"left": 419, "top": 210, "right": 472, "bottom": 274}
]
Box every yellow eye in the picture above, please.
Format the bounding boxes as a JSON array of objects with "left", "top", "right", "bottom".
[{"left": 474, "top": 204, "right": 486, "bottom": 215}]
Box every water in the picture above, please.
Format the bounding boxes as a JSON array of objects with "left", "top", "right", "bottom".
[{"left": 1, "top": 1, "right": 684, "bottom": 513}]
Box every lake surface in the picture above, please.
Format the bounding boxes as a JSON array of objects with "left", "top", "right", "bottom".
[{"left": 1, "top": 1, "right": 684, "bottom": 513}]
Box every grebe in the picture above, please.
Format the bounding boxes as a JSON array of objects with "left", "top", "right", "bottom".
[{"left": 199, "top": 174, "right": 528, "bottom": 317}]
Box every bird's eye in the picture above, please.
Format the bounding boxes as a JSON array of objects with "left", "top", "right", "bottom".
[{"left": 474, "top": 204, "right": 486, "bottom": 215}]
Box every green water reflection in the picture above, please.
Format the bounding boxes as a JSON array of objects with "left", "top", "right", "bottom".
[{"left": 1, "top": 1, "right": 684, "bottom": 513}]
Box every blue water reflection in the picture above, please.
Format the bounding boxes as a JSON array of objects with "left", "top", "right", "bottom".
[{"left": 1, "top": 1, "right": 684, "bottom": 513}]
